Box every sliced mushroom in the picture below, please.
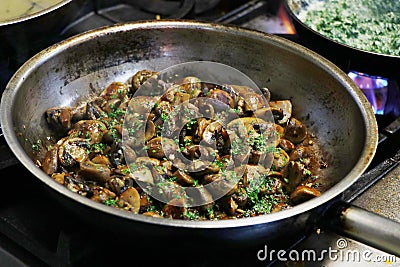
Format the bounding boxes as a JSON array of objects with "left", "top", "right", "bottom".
[
  {"left": 272, "top": 148, "right": 290, "bottom": 171},
  {"left": 202, "top": 121, "right": 223, "bottom": 145},
  {"left": 191, "top": 98, "right": 215, "bottom": 118},
  {"left": 58, "top": 138, "right": 89, "bottom": 167},
  {"left": 91, "top": 154, "right": 112, "bottom": 166},
  {"left": 122, "top": 144, "right": 137, "bottom": 163},
  {"left": 279, "top": 138, "right": 295, "bottom": 152},
  {"left": 239, "top": 164, "right": 269, "bottom": 187},
  {"left": 135, "top": 156, "right": 160, "bottom": 169},
  {"left": 90, "top": 186, "right": 116, "bottom": 203},
  {"left": 127, "top": 96, "right": 158, "bottom": 115},
  {"left": 178, "top": 76, "right": 202, "bottom": 97},
  {"left": 282, "top": 161, "right": 307, "bottom": 192},
  {"left": 289, "top": 145, "right": 313, "bottom": 162},
  {"left": 142, "top": 120, "right": 156, "bottom": 142},
  {"left": 203, "top": 173, "right": 238, "bottom": 198},
  {"left": 269, "top": 100, "right": 292, "bottom": 125},
  {"left": 100, "top": 82, "right": 129, "bottom": 100},
  {"left": 188, "top": 160, "right": 221, "bottom": 177},
  {"left": 284, "top": 117, "right": 307, "bottom": 144},
  {"left": 173, "top": 169, "right": 195, "bottom": 186},
  {"left": 68, "top": 120, "right": 107, "bottom": 144},
  {"left": 242, "top": 92, "right": 266, "bottom": 112},
  {"left": 185, "top": 186, "right": 214, "bottom": 208},
  {"left": 147, "top": 137, "right": 178, "bottom": 160},
  {"left": 182, "top": 145, "right": 201, "bottom": 160},
  {"left": 227, "top": 117, "right": 267, "bottom": 137},
  {"left": 45, "top": 107, "right": 73, "bottom": 134},
  {"left": 260, "top": 87, "right": 271, "bottom": 102},
  {"left": 106, "top": 175, "right": 134, "bottom": 195},
  {"left": 129, "top": 165, "right": 155, "bottom": 184},
  {"left": 131, "top": 70, "right": 159, "bottom": 92},
  {"left": 209, "top": 89, "right": 234, "bottom": 108},
  {"left": 86, "top": 101, "right": 105, "bottom": 120},
  {"left": 41, "top": 144, "right": 59, "bottom": 175},
  {"left": 253, "top": 107, "right": 277, "bottom": 123},
  {"left": 79, "top": 160, "right": 111, "bottom": 185},
  {"left": 64, "top": 176, "right": 92, "bottom": 196},
  {"left": 119, "top": 187, "right": 141, "bottom": 213},
  {"left": 224, "top": 84, "right": 266, "bottom": 111},
  {"left": 195, "top": 118, "right": 210, "bottom": 143},
  {"left": 162, "top": 85, "right": 191, "bottom": 105},
  {"left": 101, "top": 98, "right": 121, "bottom": 114},
  {"left": 153, "top": 100, "right": 173, "bottom": 118},
  {"left": 162, "top": 199, "right": 187, "bottom": 219},
  {"left": 123, "top": 116, "right": 155, "bottom": 148},
  {"left": 158, "top": 159, "right": 174, "bottom": 176},
  {"left": 290, "top": 185, "right": 321, "bottom": 204}
]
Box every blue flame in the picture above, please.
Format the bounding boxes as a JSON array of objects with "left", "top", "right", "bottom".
[{"left": 348, "top": 71, "right": 389, "bottom": 115}]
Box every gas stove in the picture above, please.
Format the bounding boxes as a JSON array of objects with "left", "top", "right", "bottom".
[{"left": 0, "top": 0, "right": 399, "bottom": 266}]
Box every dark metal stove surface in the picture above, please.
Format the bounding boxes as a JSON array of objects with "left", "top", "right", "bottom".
[{"left": 0, "top": 0, "right": 399, "bottom": 266}]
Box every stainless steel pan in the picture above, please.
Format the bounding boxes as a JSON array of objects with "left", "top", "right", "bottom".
[{"left": 0, "top": 20, "right": 380, "bottom": 249}]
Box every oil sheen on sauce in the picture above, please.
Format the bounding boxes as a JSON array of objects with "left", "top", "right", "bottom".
[{"left": 0, "top": 0, "right": 62, "bottom": 22}]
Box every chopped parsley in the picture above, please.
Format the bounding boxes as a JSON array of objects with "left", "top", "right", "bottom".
[{"left": 104, "top": 198, "right": 118, "bottom": 207}]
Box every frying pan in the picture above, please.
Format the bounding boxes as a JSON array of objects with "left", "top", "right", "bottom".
[
  {"left": 284, "top": 0, "right": 400, "bottom": 79},
  {"left": 0, "top": 20, "right": 385, "bottom": 250}
]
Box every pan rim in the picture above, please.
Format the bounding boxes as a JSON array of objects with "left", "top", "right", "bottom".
[{"left": 0, "top": 19, "right": 379, "bottom": 229}]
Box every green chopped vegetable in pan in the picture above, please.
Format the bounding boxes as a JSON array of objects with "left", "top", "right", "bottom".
[{"left": 296, "top": 0, "right": 400, "bottom": 56}]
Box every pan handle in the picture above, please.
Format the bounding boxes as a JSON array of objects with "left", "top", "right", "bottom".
[
  {"left": 323, "top": 201, "right": 400, "bottom": 258},
  {"left": 319, "top": 147, "right": 400, "bottom": 257}
]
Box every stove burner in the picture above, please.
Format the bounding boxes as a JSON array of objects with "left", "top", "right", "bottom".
[{"left": 348, "top": 71, "right": 389, "bottom": 115}]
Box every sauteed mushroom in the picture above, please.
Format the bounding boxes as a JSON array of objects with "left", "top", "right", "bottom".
[
  {"left": 45, "top": 107, "right": 73, "bottom": 134},
  {"left": 42, "top": 144, "right": 59, "bottom": 175},
  {"left": 285, "top": 117, "right": 307, "bottom": 144},
  {"left": 68, "top": 120, "right": 107, "bottom": 144},
  {"left": 58, "top": 138, "right": 89, "bottom": 167},
  {"left": 79, "top": 160, "right": 111, "bottom": 185},
  {"left": 290, "top": 185, "right": 321, "bottom": 204},
  {"left": 40, "top": 69, "right": 327, "bottom": 220},
  {"left": 119, "top": 187, "right": 141, "bottom": 213},
  {"left": 131, "top": 70, "right": 159, "bottom": 92}
]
